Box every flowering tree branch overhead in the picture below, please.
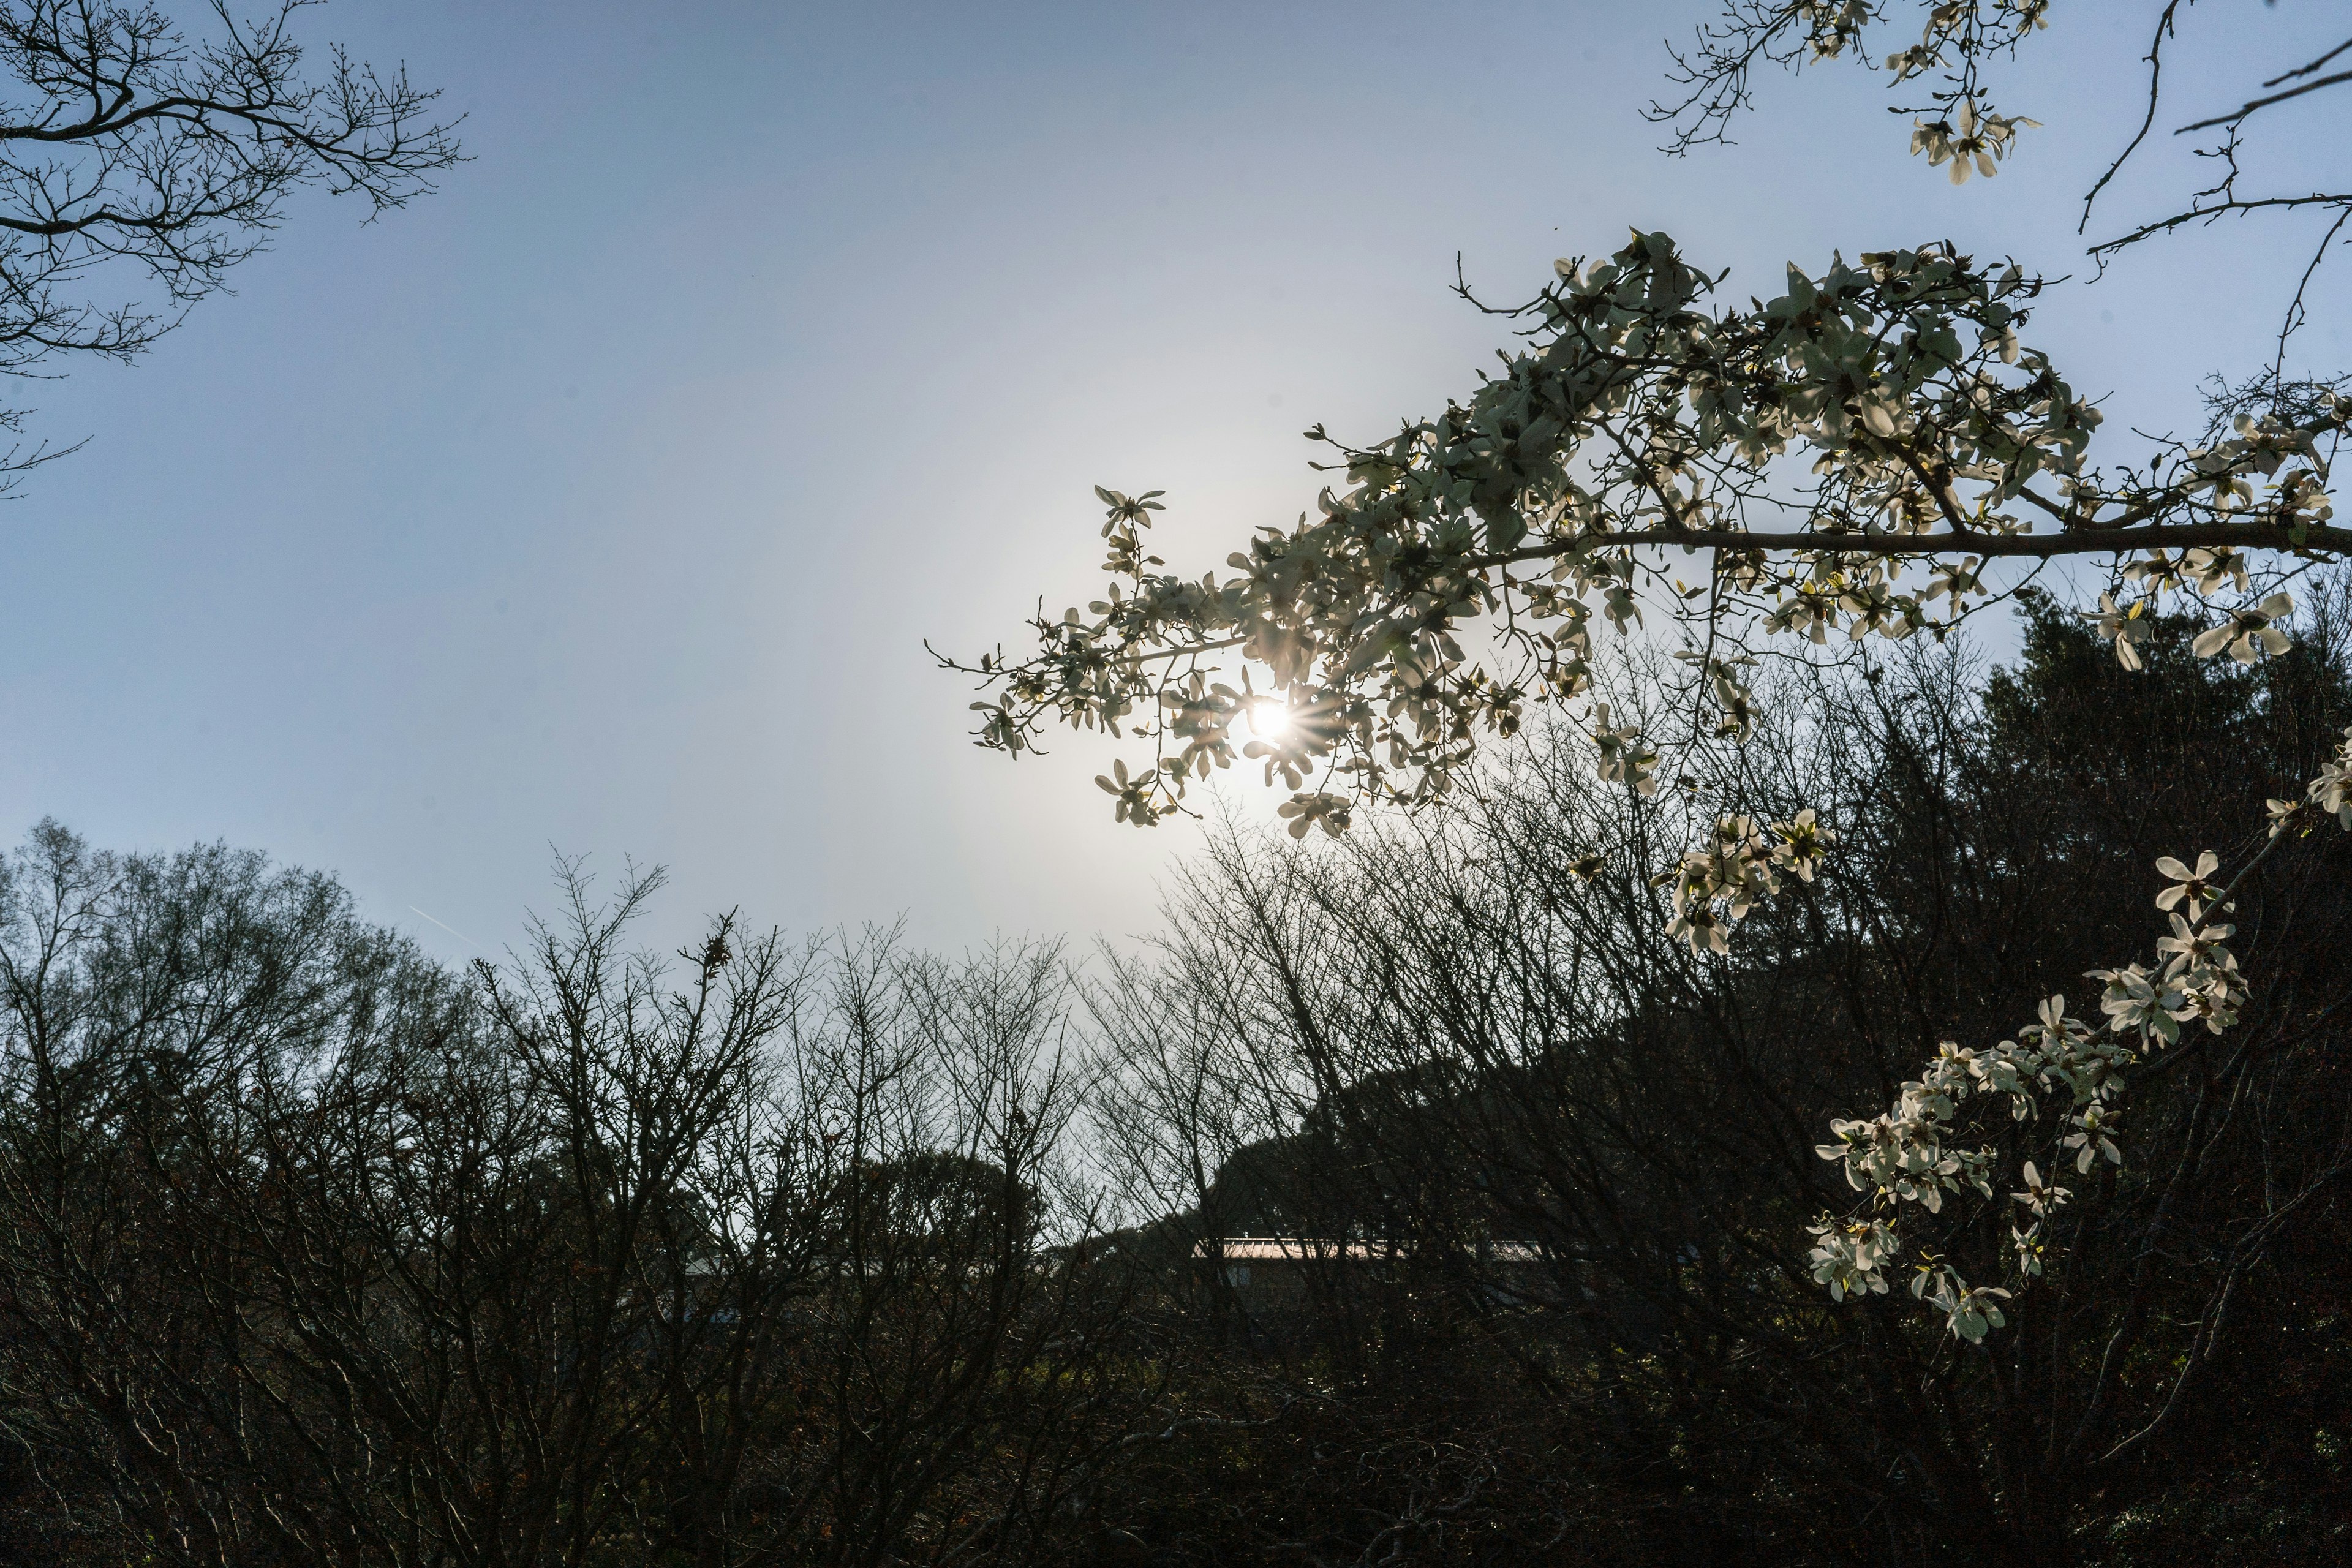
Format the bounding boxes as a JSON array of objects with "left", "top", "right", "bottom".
[
  {"left": 1811, "top": 720, "right": 2352, "bottom": 1342},
  {"left": 941, "top": 232, "right": 2348, "bottom": 835},
  {"left": 938, "top": 231, "right": 2351, "bottom": 1346},
  {"left": 932, "top": 3, "right": 2352, "bottom": 1362},
  {"left": 1651, "top": 1, "right": 2052, "bottom": 178}
]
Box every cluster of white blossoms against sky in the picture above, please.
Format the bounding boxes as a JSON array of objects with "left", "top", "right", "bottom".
[
  {"left": 1781, "top": 1, "right": 2048, "bottom": 187},
  {"left": 1811, "top": 722, "right": 2352, "bottom": 1341},
  {"left": 952, "top": 225, "right": 2351, "bottom": 1342},
  {"left": 1659, "top": 810, "right": 1833, "bottom": 959},
  {"left": 956, "top": 233, "right": 2346, "bottom": 834}
]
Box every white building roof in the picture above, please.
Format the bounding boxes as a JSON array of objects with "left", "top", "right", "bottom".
[{"left": 1193, "top": 1237, "right": 1542, "bottom": 1263}]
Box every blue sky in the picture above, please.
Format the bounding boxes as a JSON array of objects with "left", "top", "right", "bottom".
[{"left": 1, "top": 1, "right": 2342, "bottom": 960}]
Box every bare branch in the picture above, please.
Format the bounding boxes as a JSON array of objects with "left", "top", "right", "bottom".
[
  {"left": 2079, "top": 1, "right": 2185, "bottom": 235},
  {"left": 2175, "top": 64, "right": 2352, "bottom": 134}
]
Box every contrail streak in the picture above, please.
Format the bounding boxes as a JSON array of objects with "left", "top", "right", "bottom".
[{"left": 408, "top": 905, "right": 482, "bottom": 949}]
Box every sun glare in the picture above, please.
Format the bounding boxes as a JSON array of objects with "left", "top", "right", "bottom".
[{"left": 1245, "top": 701, "right": 1294, "bottom": 744}]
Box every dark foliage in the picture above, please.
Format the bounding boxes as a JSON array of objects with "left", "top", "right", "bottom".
[
  {"left": 1082, "top": 589, "right": 2352, "bottom": 1567},
  {"left": 0, "top": 848, "right": 1142, "bottom": 1567},
  {"left": 3, "top": 597, "right": 2346, "bottom": 1566}
]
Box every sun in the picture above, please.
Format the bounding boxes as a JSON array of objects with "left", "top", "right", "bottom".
[{"left": 1243, "top": 700, "right": 1294, "bottom": 744}]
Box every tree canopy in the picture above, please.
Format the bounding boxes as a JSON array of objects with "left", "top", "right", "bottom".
[{"left": 944, "top": 0, "right": 2352, "bottom": 1349}]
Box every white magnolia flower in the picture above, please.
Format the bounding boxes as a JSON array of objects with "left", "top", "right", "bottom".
[
  {"left": 2084, "top": 592, "right": 2150, "bottom": 671},
  {"left": 1912, "top": 1265, "right": 2012, "bottom": 1342},
  {"left": 2064, "top": 1104, "right": 2123, "bottom": 1174},
  {"left": 1093, "top": 758, "right": 1163, "bottom": 826},
  {"left": 2019, "top": 994, "right": 2089, "bottom": 1052},
  {"left": 2168, "top": 940, "right": 2246, "bottom": 1027},
  {"left": 1909, "top": 99, "right": 2037, "bottom": 184},
  {"left": 1713, "top": 671, "right": 1756, "bottom": 739},
  {"left": 1797, "top": 0, "right": 1874, "bottom": 62},
  {"left": 1964, "top": 1040, "right": 2034, "bottom": 1110},
  {"left": 1806, "top": 1216, "right": 1898, "bottom": 1302},
  {"left": 2190, "top": 592, "right": 2294, "bottom": 663},
  {"left": 2156, "top": 913, "right": 2236, "bottom": 979},
  {"left": 1589, "top": 704, "right": 1659, "bottom": 796},
  {"left": 2124, "top": 550, "right": 2184, "bottom": 593},
  {"left": 2012, "top": 1222, "right": 2048, "bottom": 1276},
  {"left": 1922, "top": 555, "right": 1985, "bottom": 611},
  {"left": 2309, "top": 728, "right": 2352, "bottom": 827},
  {"left": 1838, "top": 579, "right": 1924, "bottom": 640},
  {"left": 2182, "top": 546, "right": 2252, "bottom": 596},
  {"left": 1945, "top": 1282, "right": 2012, "bottom": 1341},
  {"left": 1275, "top": 791, "right": 1352, "bottom": 840},
  {"left": 2086, "top": 962, "right": 2185, "bottom": 1046},
  {"left": 2010, "top": 1159, "right": 2071, "bottom": 1218},
  {"left": 1601, "top": 584, "right": 1642, "bottom": 631},
  {"left": 1771, "top": 809, "right": 1834, "bottom": 881},
  {"left": 2030, "top": 1028, "right": 2132, "bottom": 1107},
  {"left": 1666, "top": 903, "right": 1733, "bottom": 957},
  {"left": 2154, "top": 850, "right": 2220, "bottom": 918},
  {"left": 1765, "top": 592, "right": 1838, "bottom": 643},
  {"left": 2176, "top": 980, "right": 2241, "bottom": 1036}
]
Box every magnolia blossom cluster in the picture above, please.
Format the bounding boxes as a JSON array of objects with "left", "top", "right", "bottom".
[
  {"left": 959, "top": 228, "right": 2349, "bottom": 839},
  {"left": 2086, "top": 547, "right": 2313, "bottom": 673},
  {"left": 1909, "top": 97, "right": 2038, "bottom": 186},
  {"left": 1773, "top": 3, "right": 2051, "bottom": 184},
  {"left": 1807, "top": 993, "right": 2137, "bottom": 1341},
  {"left": 2275, "top": 725, "right": 2352, "bottom": 835},
  {"left": 1660, "top": 810, "right": 1833, "bottom": 956},
  {"left": 2087, "top": 889, "right": 2246, "bottom": 1044},
  {"left": 1808, "top": 731, "right": 2352, "bottom": 1343}
]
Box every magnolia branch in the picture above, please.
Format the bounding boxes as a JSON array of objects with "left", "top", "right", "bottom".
[{"left": 1462, "top": 518, "right": 2352, "bottom": 571}]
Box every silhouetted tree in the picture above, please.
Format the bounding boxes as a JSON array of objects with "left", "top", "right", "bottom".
[
  {"left": 1084, "top": 583, "right": 2352, "bottom": 1567},
  {"left": 0, "top": 1, "right": 461, "bottom": 487},
  {"left": 0, "top": 840, "right": 1146, "bottom": 1567}
]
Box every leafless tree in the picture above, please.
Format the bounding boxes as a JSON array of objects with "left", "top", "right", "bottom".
[
  {"left": 0, "top": 834, "right": 1150, "bottom": 1567},
  {"left": 0, "top": 1, "right": 460, "bottom": 489}
]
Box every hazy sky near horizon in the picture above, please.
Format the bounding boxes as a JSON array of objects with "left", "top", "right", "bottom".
[{"left": 1, "top": 1, "right": 2343, "bottom": 962}]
